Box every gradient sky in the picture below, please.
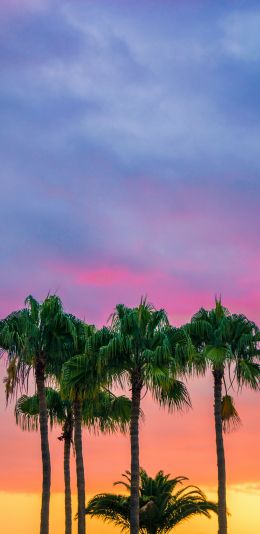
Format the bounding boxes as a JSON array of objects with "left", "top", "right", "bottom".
[{"left": 0, "top": 1, "right": 260, "bottom": 533}]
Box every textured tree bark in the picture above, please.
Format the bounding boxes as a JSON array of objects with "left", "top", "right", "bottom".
[
  {"left": 130, "top": 374, "right": 142, "bottom": 534},
  {"left": 35, "top": 358, "right": 51, "bottom": 534},
  {"left": 74, "top": 398, "right": 86, "bottom": 534},
  {"left": 63, "top": 415, "right": 72, "bottom": 534},
  {"left": 213, "top": 368, "right": 227, "bottom": 534}
]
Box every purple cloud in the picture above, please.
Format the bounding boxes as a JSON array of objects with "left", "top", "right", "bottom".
[{"left": 0, "top": 0, "right": 259, "bottom": 327}]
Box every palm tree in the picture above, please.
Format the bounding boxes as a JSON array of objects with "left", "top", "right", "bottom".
[
  {"left": 59, "top": 319, "right": 94, "bottom": 534},
  {"left": 62, "top": 345, "right": 132, "bottom": 534},
  {"left": 15, "top": 388, "right": 73, "bottom": 534},
  {"left": 61, "top": 352, "right": 100, "bottom": 534},
  {"left": 101, "top": 300, "right": 192, "bottom": 534},
  {"left": 0, "top": 295, "right": 80, "bottom": 534},
  {"left": 187, "top": 299, "right": 260, "bottom": 534},
  {"left": 85, "top": 469, "right": 218, "bottom": 533},
  {"left": 65, "top": 299, "right": 191, "bottom": 534}
]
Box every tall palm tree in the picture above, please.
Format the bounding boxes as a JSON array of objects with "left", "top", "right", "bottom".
[
  {"left": 64, "top": 299, "right": 191, "bottom": 534},
  {"left": 0, "top": 295, "right": 80, "bottom": 534},
  {"left": 187, "top": 299, "right": 260, "bottom": 534},
  {"left": 62, "top": 344, "right": 132, "bottom": 534},
  {"left": 85, "top": 469, "right": 217, "bottom": 533},
  {"left": 15, "top": 388, "right": 73, "bottom": 534},
  {"left": 59, "top": 319, "right": 95, "bottom": 534},
  {"left": 61, "top": 352, "right": 100, "bottom": 534},
  {"left": 101, "top": 300, "right": 191, "bottom": 534}
]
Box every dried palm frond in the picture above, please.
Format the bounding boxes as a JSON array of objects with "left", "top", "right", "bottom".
[{"left": 221, "top": 395, "right": 241, "bottom": 433}]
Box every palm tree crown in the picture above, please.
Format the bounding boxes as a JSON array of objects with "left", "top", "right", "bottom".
[
  {"left": 85, "top": 469, "right": 217, "bottom": 534},
  {"left": 98, "top": 300, "right": 190, "bottom": 403},
  {"left": 188, "top": 299, "right": 259, "bottom": 387},
  {"left": 0, "top": 295, "right": 82, "bottom": 395}
]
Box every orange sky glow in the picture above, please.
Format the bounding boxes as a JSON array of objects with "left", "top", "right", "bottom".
[{"left": 0, "top": 364, "right": 259, "bottom": 533}]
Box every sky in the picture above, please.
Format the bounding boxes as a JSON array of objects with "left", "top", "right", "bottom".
[{"left": 0, "top": 0, "right": 259, "bottom": 533}]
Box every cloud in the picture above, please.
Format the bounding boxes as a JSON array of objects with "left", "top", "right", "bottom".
[
  {"left": 221, "top": 10, "right": 260, "bottom": 61},
  {"left": 0, "top": 0, "right": 259, "bottom": 329},
  {"left": 229, "top": 483, "right": 260, "bottom": 496},
  {"left": 0, "top": 7, "right": 83, "bottom": 70}
]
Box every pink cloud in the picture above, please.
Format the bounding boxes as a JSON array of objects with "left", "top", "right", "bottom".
[
  {"left": 43, "top": 257, "right": 260, "bottom": 328},
  {"left": 49, "top": 262, "right": 161, "bottom": 287}
]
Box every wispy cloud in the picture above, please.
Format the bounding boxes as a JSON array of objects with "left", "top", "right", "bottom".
[{"left": 0, "top": 0, "right": 259, "bottom": 326}]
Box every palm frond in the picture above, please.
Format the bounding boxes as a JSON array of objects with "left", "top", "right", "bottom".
[
  {"left": 221, "top": 395, "right": 241, "bottom": 433},
  {"left": 153, "top": 379, "right": 191, "bottom": 412},
  {"left": 15, "top": 387, "right": 67, "bottom": 431},
  {"left": 82, "top": 391, "right": 131, "bottom": 433},
  {"left": 15, "top": 393, "right": 40, "bottom": 431},
  {"left": 236, "top": 360, "right": 260, "bottom": 390},
  {"left": 85, "top": 493, "right": 129, "bottom": 532}
]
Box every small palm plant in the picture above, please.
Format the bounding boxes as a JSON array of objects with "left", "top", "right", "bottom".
[{"left": 85, "top": 469, "right": 217, "bottom": 533}]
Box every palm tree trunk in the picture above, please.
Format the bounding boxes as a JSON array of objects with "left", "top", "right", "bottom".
[
  {"left": 213, "top": 368, "right": 227, "bottom": 534},
  {"left": 35, "top": 357, "right": 51, "bottom": 534},
  {"left": 64, "top": 430, "right": 72, "bottom": 534},
  {"left": 74, "top": 398, "right": 86, "bottom": 534},
  {"left": 130, "top": 374, "right": 142, "bottom": 534}
]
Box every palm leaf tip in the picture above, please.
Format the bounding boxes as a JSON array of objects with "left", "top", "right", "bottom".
[{"left": 156, "top": 379, "right": 192, "bottom": 411}]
